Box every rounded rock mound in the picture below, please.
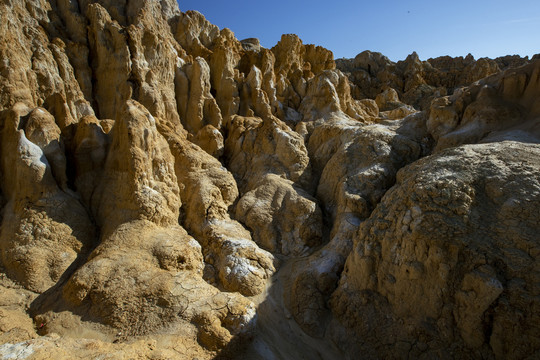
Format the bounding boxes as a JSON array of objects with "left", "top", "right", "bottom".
[{"left": 332, "top": 141, "right": 540, "bottom": 359}]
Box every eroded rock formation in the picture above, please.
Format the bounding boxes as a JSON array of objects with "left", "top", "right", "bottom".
[
  {"left": 331, "top": 142, "right": 540, "bottom": 359},
  {"left": 0, "top": 0, "right": 539, "bottom": 359},
  {"left": 337, "top": 50, "right": 537, "bottom": 111}
]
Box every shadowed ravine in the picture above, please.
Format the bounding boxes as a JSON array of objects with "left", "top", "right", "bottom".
[{"left": 229, "top": 257, "right": 344, "bottom": 360}]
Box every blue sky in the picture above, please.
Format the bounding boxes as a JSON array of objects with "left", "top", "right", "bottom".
[{"left": 177, "top": 1, "right": 540, "bottom": 62}]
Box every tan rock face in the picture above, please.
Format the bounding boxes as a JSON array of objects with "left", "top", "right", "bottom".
[
  {"left": 285, "top": 114, "right": 427, "bottom": 337},
  {"left": 299, "top": 69, "right": 377, "bottom": 123},
  {"left": 86, "top": 3, "right": 132, "bottom": 121},
  {"left": 61, "top": 101, "right": 257, "bottom": 346},
  {"left": 337, "top": 50, "right": 534, "bottom": 111},
  {"left": 331, "top": 142, "right": 540, "bottom": 359},
  {"left": 236, "top": 173, "right": 322, "bottom": 256},
  {"left": 224, "top": 115, "right": 324, "bottom": 257},
  {"left": 427, "top": 60, "right": 540, "bottom": 151},
  {"left": 92, "top": 101, "right": 180, "bottom": 233},
  {"left": 72, "top": 115, "right": 109, "bottom": 207},
  {"left": 170, "top": 137, "right": 275, "bottom": 296},
  {"left": 0, "top": 105, "right": 94, "bottom": 293},
  {"left": 272, "top": 34, "right": 335, "bottom": 80},
  {"left": 174, "top": 10, "right": 219, "bottom": 58},
  {"left": 0, "top": 0, "right": 539, "bottom": 358},
  {"left": 178, "top": 57, "right": 222, "bottom": 136}
]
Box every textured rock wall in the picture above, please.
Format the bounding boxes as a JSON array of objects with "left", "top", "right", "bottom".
[
  {"left": 331, "top": 142, "right": 540, "bottom": 359},
  {"left": 0, "top": 0, "right": 539, "bottom": 359},
  {"left": 337, "top": 50, "right": 537, "bottom": 111}
]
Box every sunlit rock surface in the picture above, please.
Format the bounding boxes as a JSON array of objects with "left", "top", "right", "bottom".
[{"left": 0, "top": 0, "right": 539, "bottom": 358}]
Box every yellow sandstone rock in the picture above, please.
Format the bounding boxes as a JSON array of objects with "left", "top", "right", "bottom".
[{"left": 0, "top": 0, "right": 539, "bottom": 358}]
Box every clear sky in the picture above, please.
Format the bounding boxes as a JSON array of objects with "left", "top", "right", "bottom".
[{"left": 177, "top": 0, "right": 540, "bottom": 62}]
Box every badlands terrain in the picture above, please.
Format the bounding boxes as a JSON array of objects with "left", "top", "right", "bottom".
[{"left": 0, "top": 0, "right": 539, "bottom": 359}]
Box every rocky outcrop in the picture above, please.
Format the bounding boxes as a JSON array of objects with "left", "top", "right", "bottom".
[
  {"left": 331, "top": 142, "right": 540, "bottom": 359},
  {"left": 271, "top": 34, "right": 336, "bottom": 121},
  {"left": 225, "top": 114, "right": 323, "bottom": 256},
  {"left": 0, "top": 0, "right": 539, "bottom": 358},
  {"left": 427, "top": 60, "right": 540, "bottom": 151},
  {"left": 176, "top": 57, "right": 222, "bottom": 153},
  {"left": 171, "top": 136, "right": 275, "bottom": 296},
  {"left": 286, "top": 112, "right": 429, "bottom": 337},
  {"left": 337, "top": 50, "right": 536, "bottom": 110},
  {"left": 299, "top": 70, "right": 379, "bottom": 125},
  {"left": 0, "top": 1, "right": 272, "bottom": 355},
  {"left": 0, "top": 104, "right": 94, "bottom": 293}
]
